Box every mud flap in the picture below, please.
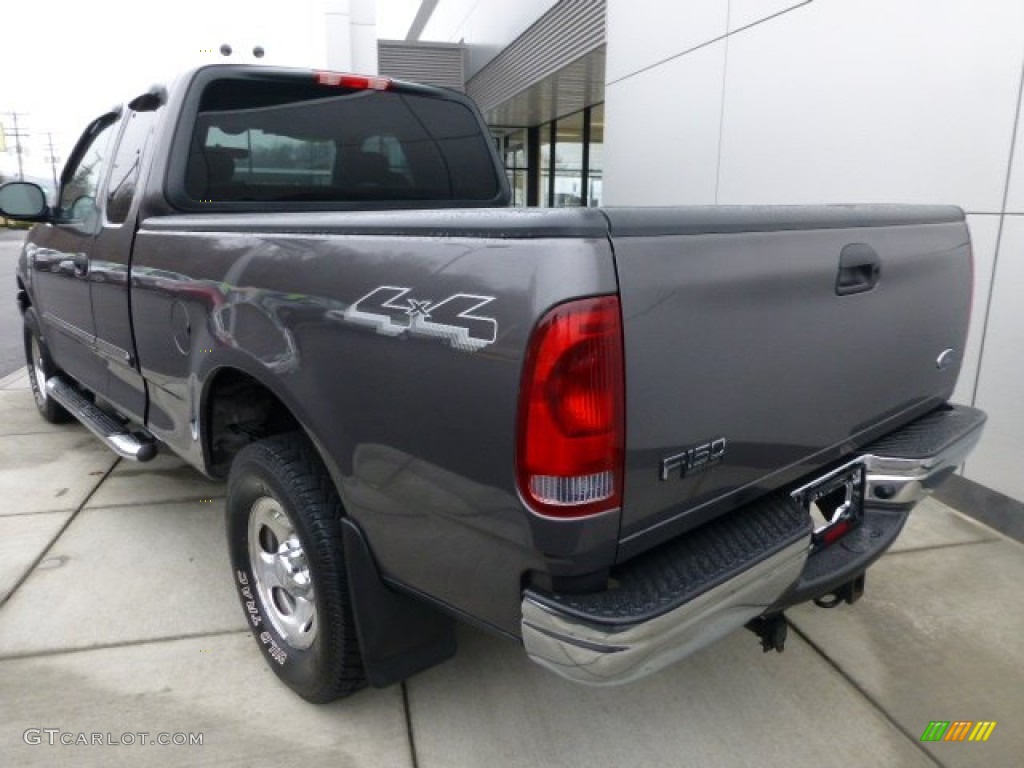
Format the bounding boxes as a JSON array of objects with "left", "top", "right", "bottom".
[{"left": 341, "top": 518, "right": 456, "bottom": 688}]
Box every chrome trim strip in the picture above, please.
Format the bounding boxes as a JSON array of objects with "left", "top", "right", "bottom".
[
  {"left": 95, "top": 337, "right": 135, "bottom": 367},
  {"left": 521, "top": 536, "right": 810, "bottom": 685},
  {"left": 42, "top": 313, "right": 135, "bottom": 367},
  {"left": 42, "top": 312, "right": 95, "bottom": 347}
]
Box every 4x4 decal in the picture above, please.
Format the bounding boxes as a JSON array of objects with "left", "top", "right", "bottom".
[{"left": 342, "top": 286, "right": 497, "bottom": 352}]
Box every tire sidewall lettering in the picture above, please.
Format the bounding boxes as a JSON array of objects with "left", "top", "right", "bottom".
[
  {"left": 227, "top": 468, "right": 320, "bottom": 684},
  {"left": 225, "top": 433, "right": 363, "bottom": 702}
]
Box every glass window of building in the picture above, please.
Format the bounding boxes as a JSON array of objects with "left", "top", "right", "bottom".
[
  {"left": 588, "top": 104, "right": 604, "bottom": 207},
  {"left": 495, "top": 105, "right": 604, "bottom": 208},
  {"left": 500, "top": 128, "right": 529, "bottom": 207},
  {"left": 553, "top": 111, "right": 585, "bottom": 207},
  {"left": 538, "top": 123, "right": 553, "bottom": 208}
]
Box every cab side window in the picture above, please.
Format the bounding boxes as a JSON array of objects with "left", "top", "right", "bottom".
[
  {"left": 58, "top": 118, "right": 119, "bottom": 229},
  {"left": 107, "top": 110, "right": 156, "bottom": 223}
]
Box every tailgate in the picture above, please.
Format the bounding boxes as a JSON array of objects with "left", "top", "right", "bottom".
[{"left": 604, "top": 206, "right": 972, "bottom": 560}]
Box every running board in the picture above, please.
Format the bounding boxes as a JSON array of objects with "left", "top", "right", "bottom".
[{"left": 46, "top": 377, "right": 157, "bottom": 462}]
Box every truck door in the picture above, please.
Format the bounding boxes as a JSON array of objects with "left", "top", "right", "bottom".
[
  {"left": 27, "top": 112, "right": 121, "bottom": 397},
  {"left": 88, "top": 107, "right": 160, "bottom": 421}
]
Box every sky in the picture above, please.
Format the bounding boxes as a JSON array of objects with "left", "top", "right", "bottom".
[{"left": 0, "top": 0, "right": 419, "bottom": 182}]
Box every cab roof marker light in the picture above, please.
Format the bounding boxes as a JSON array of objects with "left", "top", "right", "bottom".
[{"left": 314, "top": 71, "right": 393, "bottom": 91}]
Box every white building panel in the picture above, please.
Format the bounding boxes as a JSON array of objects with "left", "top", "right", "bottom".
[
  {"left": 421, "top": 0, "right": 558, "bottom": 75},
  {"left": 606, "top": 0, "right": 728, "bottom": 84},
  {"left": 728, "top": 0, "right": 807, "bottom": 32},
  {"left": 326, "top": 0, "right": 378, "bottom": 73},
  {"left": 965, "top": 216, "right": 1024, "bottom": 500},
  {"left": 326, "top": 12, "right": 355, "bottom": 70},
  {"left": 351, "top": 20, "right": 380, "bottom": 73},
  {"left": 350, "top": 0, "right": 376, "bottom": 25},
  {"left": 1003, "top": 69, "right": 1024, "bottom": 214},
  {"left": 716, "top": 0, "right": 1024, "bottom": 211},
  {"left": 953, "top": 215, "right": 999, "bottom": 407},
  {"left": 604, "top": 42, "right": 726, "bottom": 205}
]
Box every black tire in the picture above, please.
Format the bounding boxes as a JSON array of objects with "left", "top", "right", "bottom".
[
  {"left": 23, "top": 307, "right": 72, "bottom": 424},
  {"left": 226, "top": 432, "right": 366, "bottom": 702}
]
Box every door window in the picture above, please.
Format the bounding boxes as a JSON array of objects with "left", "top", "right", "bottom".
[
  {"left": 107, "top": 110, "right": 157, "bottom": 223},
  {"left": 59, "top": 117, "right": 120, "bottom": 230}
]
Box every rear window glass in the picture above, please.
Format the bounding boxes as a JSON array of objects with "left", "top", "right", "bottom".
[{"left": 184, "top": 78, "right": 500, "bottom": 204}]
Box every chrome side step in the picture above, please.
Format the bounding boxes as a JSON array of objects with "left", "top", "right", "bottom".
[{"left": 46, "top": 377, "right": 157, "bottom": 462}]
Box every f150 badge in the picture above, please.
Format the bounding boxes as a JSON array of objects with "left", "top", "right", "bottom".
[
  {"left": 660, "top": 438, "right": 727, "bottom": 480},
  {"left": 342, "top": 286, "right": 497, "bottom": 352}
]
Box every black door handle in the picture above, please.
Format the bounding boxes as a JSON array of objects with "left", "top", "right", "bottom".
[{"left": 836, "top": 243, "right": 880, "bottom": 296}]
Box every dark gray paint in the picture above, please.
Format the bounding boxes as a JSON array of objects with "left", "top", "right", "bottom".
[
  {"left": 129, "top": 222, "right": 619, "bottom": 633},
  {"left": 24, "top": 227, "right": 108, "bottom": 396},
  {"left": 609, "top": 217, "right": 971, "bottom": 559},
  {"left": 140, "top": 208, "right": 610, "bottom": 239},
  {"left": 14, "top": 64, "right": 975, "bottom": 637},
  {"left": 600, "top": 204, "right": 965, "bottom": 236}
]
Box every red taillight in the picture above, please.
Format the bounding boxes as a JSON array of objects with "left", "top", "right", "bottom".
[
  {"left": 313, "top": 71, "right": 393, "bottom": 90},
  {"left": 517, "top": 296, "right": 625, "bottom": 518}
]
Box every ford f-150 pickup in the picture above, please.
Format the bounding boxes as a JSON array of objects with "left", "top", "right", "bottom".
[{"left": 0, "top": 64, "right": 986, "bottom": 702}]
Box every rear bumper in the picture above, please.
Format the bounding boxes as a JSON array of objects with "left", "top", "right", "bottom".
[
  {"left": 523, "top": 535, "right": 809, "bottom": 685},
  {"left": 861, "top": 404, "right": 986, "bottom": 508},
  {"left": 521, "top": 404, "right": 986, "bottom": 685}
]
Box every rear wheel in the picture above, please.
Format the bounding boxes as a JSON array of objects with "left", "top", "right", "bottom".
[
  {"left": 226, "top": 432, "right": 366, "bottom": 702},
  {"left": 23, "top": 308, "right": 71, "bottom": 424}
]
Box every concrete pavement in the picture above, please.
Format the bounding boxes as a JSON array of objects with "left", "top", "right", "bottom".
[{"left": 0, "top": 365, "right": 1021, "bottom": 767}]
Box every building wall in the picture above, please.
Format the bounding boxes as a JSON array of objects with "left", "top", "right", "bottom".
[
  {"left": 603, "top": 0, "right": 1024, "bottom": 501},
  {"left": 418, "top": 0, "right": 558, "bottom": 75},
  {"left": 326, "top": 0, "right": 379, "bottom": 73}
]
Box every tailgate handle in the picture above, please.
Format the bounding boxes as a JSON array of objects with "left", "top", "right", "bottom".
[{"left": 836, "top": 243, "right": 880, "bottom": 296}]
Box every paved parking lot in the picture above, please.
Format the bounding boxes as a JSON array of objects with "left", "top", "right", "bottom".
[
  {"left": 0, "top": 365, "right": 1021, "bottom": 767},
  {"left": 0, "top": 229, "right": 30, "bottom": 377}
]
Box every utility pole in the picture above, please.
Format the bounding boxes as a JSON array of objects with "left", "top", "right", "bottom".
[
  {"left": 44, "top": 132, "right": 60, "bottom": 193},
  {"left": 2, "top": 111, "right": 30, "bottom": 180}
]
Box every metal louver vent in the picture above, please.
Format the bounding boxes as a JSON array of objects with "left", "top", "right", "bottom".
[
  {"left": 378, "top": 41, "right": 466, "bottom": 92},
  {"left": 467, "top": 0, "right": 606, "bottom": 115}
]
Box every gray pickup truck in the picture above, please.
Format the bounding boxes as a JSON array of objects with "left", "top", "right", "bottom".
[{"left": 0, "top": 64, "right": 986, "bottom": 702}]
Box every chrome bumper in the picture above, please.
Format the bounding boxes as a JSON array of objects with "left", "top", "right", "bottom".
[
  {"left": 522, "top": 536, "right": 810, "bottom": 686},
  {"left": 862, "top": 437, "right": 982, "bottom": 507},
  {"left": 521, "top": 404, "right": 986, "bottom": 686},
  {"left": 861, "top": 404, "right": 986, "bottom": 507}
]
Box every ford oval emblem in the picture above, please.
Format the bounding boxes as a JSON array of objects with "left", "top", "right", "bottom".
[{"left": 936, "top": 348, "right": 958, "bottom": 370}]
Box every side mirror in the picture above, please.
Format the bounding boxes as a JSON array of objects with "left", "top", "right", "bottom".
[{"left": 0, "top": 182, "right": 49, "bottom": 221}]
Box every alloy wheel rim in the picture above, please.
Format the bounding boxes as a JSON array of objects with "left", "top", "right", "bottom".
[
  {"left": 247, "top": 496, "right": 317, "bottom": 649},
  {"left": 30, "top": 337, "right": 48, "bottom": 402}
]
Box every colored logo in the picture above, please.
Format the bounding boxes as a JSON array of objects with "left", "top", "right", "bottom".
[{"left": 920, "top": 721, "right": 996, "bottom": 742}]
